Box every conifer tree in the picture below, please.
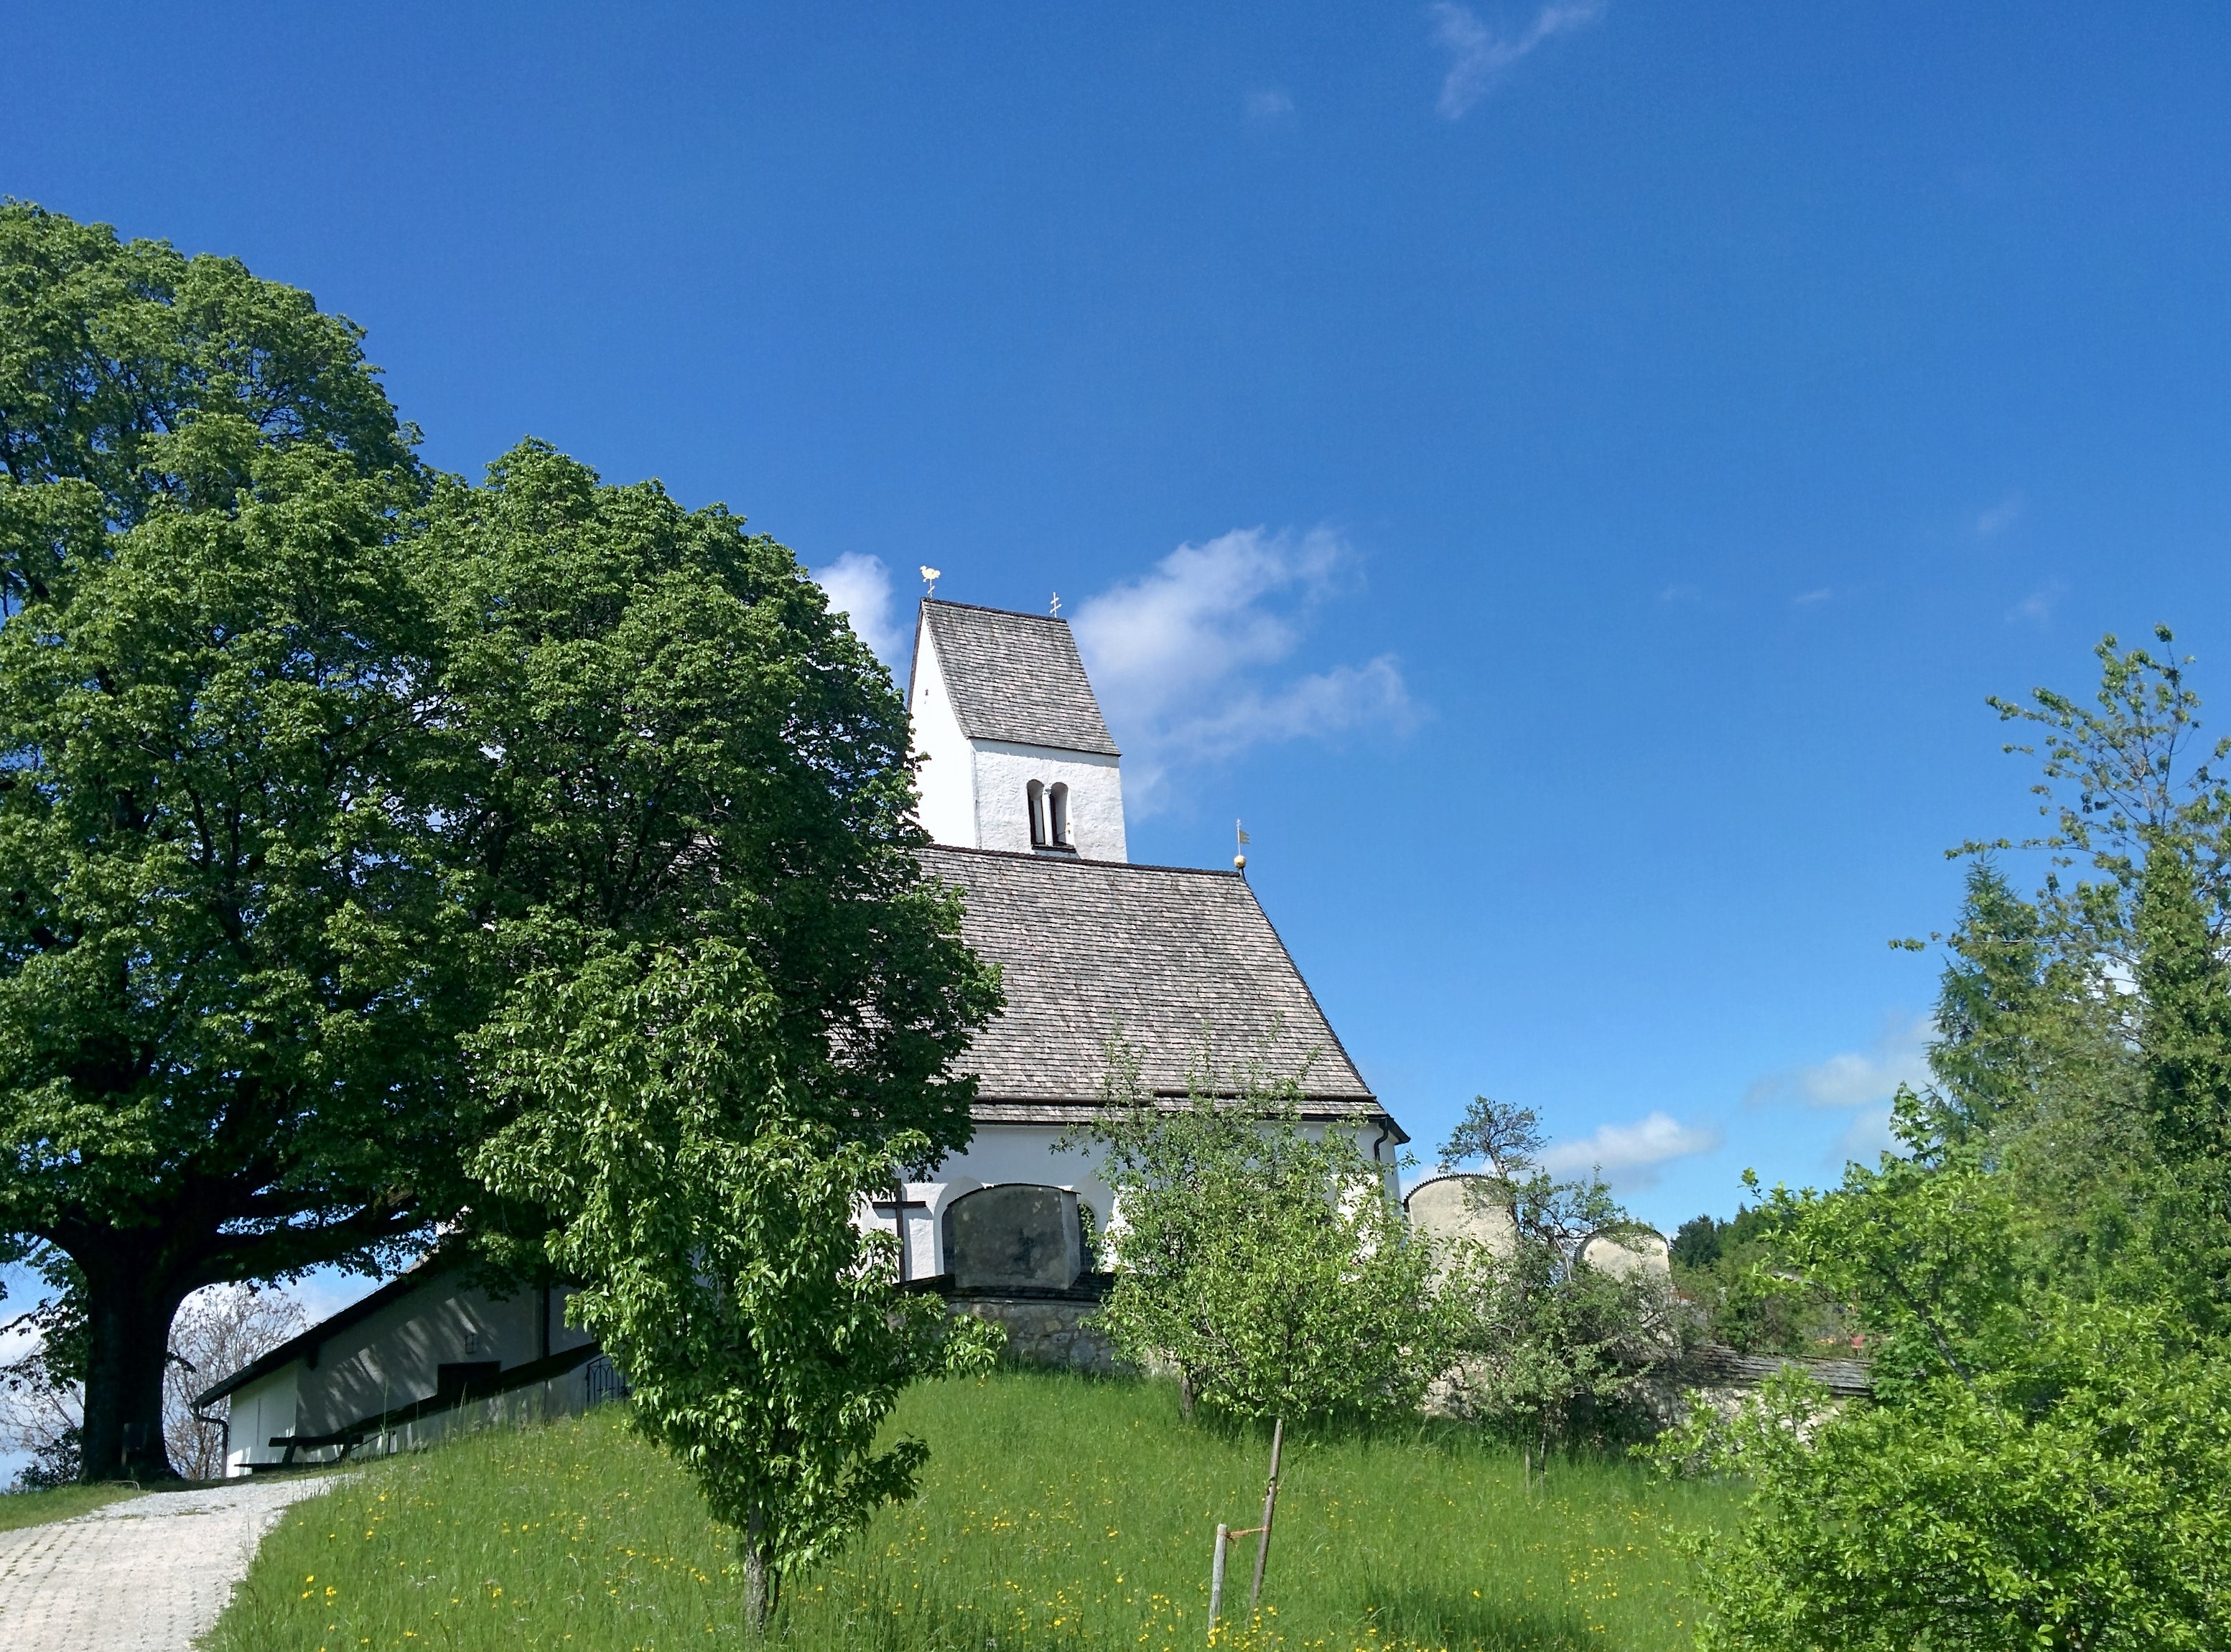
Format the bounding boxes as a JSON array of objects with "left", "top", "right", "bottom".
[
  {"left": 1927, "top": 860, "right": 2048, "bottom": 1144},
  {"left": 2134, "top": 836, "right": 2231, "bottom": 1320}
]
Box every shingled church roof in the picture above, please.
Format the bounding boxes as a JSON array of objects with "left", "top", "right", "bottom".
[
  {"left": 916, "top": 601, "right": 1120, "bottom": 756},
  {"left": 918, "top": 844, "right": 1397, "bottom": 1137}
]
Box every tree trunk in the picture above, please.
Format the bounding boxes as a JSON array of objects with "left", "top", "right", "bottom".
[
  {"left": 1178, "top": 1369, "right": 1196, "bottom": 1423},
  {"left": 742, "top": 1508, "right": 776, "bottom": 1630},
  {"left": 79, "top": 1261, "right": 189, "bottom": 1483}
]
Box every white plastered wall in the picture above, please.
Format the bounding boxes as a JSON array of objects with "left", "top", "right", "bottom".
[
  {"left": 875, "top": 1125, "right": 1116, "bottom": 1279},
  {"left": 908, "top": 617, "right": 978, "bottom": 849},
  {"left": 223, "top": 1363, "right": 301, "bottom": 1475},
  {"left": 877, "top": 1119, "right": 1401, "bottom": 1277},
  {"left": 220, "top": 1277, "right": 595, "bottom": 1473},
  {"left": 969, "top": 743, "right": 1127, "bottom": 861}
]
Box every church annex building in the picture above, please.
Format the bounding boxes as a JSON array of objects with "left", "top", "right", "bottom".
[{"left": 196, "top": 597, "right": 1407, "bottom": 1473}]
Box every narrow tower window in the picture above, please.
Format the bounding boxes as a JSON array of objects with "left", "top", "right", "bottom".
[
  {"left": 1048, "top": 783, "right": 1071, "bottom": 847},
  {"left": 1027, "top": 780, "right": 1048, "bottom": 847}
]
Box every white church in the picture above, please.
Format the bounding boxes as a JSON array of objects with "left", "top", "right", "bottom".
[{"left": 197, "top": 597, "right": 1408, "bottom": 1470}]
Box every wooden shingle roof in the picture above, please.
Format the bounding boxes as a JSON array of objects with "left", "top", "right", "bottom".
[
  {"left": 919, "top": 844, "right": 1399, "bottom": 1137},
  {"left": 916, "top": 601, "right": 1120, "bottom": 756}
]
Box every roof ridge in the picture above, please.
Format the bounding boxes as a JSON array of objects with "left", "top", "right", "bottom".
[
  {"left": 921, "top": 597, "right": 1076, "bottom": 625},
  {"left": 917, "top": 842, "right": 1243, "bottom": 879}
]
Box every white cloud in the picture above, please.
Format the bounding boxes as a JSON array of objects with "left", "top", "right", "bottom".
[
  {"left": 2007, "top": 580, "right": 2064, "bottom": 625},
  {"left": 1247, "top": 88, "right": 1295, "bottom": 121},
  {"left": 1975, "top": 492, "right": 2025, "bottom": 537},
  {"left": 1430, "top": 1, "right": 1604, "bottom": 120},
  {"left": 813, "top": 552, "right": 905, "bottom": 669},
  {"left": 1540, "top": 1111, "right": 1723, "bottom": 1190},
  {"left": 1071, "top": 527, "right": 1415, "bottom": 813},
  {"left": 1835, "top": 1103, "right": 1899, "bottom": 1162},
  {"left": 1792, "top": 587, "right": 1833, "bottom": 606},
  {"left": 1746, "top": 1014, "right": 1932, "bottom": 1112}
]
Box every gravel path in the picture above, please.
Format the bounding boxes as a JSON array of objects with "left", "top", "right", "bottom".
[{"left": 0, "top": 1475, "right": 337, "bottom": 1651}]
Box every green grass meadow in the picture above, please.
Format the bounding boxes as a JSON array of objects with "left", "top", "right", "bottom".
[
  {"left": 209, "top": 1371, "right": 1734, "bottom": 1652},
  {"left": 0, "top": 1480, "right": 144, "bottom": 1531}
]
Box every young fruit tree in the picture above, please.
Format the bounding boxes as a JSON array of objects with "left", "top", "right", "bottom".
[
  {"left": 472, "top": 943, "right": 1001, "bottom": 1628},
  {"left": 1088, "top": 1055, "right": 1449, "bottom": 1622},
  {"left": 432, "top": 441, "right": 1002, "bottom": 1629},
  {"left": 1089, "top": 1053, "right": 1449, "bottom": 1425}
]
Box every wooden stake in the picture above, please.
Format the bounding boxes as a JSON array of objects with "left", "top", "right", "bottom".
[
  {"left": 1248, "top": 1417, "right": 1285, "bottom": 1611},
  {"left": 1209, "top": 1523, "right": 1229, "bottom": 1627}
]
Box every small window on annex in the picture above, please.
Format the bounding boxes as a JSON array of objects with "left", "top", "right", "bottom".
[
  {"left": 1026, "top": 779, "right": 1048, "bottom": 847},
  {"left": 1048, "top": 783, "right": 1071, "bottom": 847}
]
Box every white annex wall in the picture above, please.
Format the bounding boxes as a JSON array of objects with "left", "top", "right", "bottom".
[
  {"left": 875, "top": 1126, "right": 1115, "bottom": 1280},
  {"left": 223, "top": 1365, "right": 300, "bottom": 1475},
  {"left": 969, "top": 743, "right": 1127, "bottom": 860}
]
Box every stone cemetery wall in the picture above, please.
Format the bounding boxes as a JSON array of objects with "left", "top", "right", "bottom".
[{"left": 950, "top": 1292, "right": 1122, "bottom": 1374}]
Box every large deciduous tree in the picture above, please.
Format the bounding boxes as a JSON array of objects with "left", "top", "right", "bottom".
[
  {"left": 0, "top": 205, "right": 1001, "bottom": 1494},
  {"left": 0, "top": 203, "right": 464, "bottom": 1480}
]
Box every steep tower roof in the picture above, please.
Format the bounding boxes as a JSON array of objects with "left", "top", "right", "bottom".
[{"left": 913, "top": 600, "right": 1120, "bottom": 756}]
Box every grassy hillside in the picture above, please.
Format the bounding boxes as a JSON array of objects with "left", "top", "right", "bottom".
[
  {"left": 0, "top": 1482, "right": 143, "bottom": 1531},
  {"left": 208, "top": 1370, "right": 1733, "bottom": 1652}
]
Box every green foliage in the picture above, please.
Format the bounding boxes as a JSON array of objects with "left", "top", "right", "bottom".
[
  {"left": 1654, "top": 1307, "right": 2231, "bottom": 1651},
  {"left": 0, "top": 200, "right": 413, "bottom": 534},
  {"left": 422, "top": 440, "right": 996, "bottom": 1159},
  {"left": 1926, "top": 859, "right": 2055, "bottom": 1142},
  {"left": 208, "top": 1371, "right": 1738, "bottom": 1652},
  {"left": 0, "top": 204, "right": 462, "bottom": 1478},
  {"left": 1433, "top": 1098, "right": 1679, "bottom": 1453},
  {"left": 1667, "top": 1213, "right": 1721, "bottom": 1271},
  {"left": 2133, "top": 839, "right": 2231, "bottom": 1322},
  {"left": 1753, "top": 1139, "right": 2029, "bottom": 1396},
  {"left": 1923, "top": 860, "right": 2146, "bottom": 1292},
  {"left": 1089, "top": 1055, "right": 1445, "bottom": 1427},
  {"left": 1665, "top": 1208, "right": 1833, "bottom": 1357},
  {"left": 470, "top": 941, "right": 1001, "bottom": 1622},
  {"left": 1659, "top": 633, "right": 2231, "bottom": 1648}
]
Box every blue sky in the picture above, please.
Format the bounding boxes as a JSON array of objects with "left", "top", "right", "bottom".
[{"left": 9, "top": 3, "right": 2231, "bottom": 1241}]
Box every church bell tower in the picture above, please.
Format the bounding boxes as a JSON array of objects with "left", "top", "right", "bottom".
[{"left": 907, "top": 599, "right": 1129, "bottom": 862}]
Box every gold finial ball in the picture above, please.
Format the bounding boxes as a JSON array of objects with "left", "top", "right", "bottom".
[{"left": 1234, "top": 853, "right": 1247, "bottom": 872}]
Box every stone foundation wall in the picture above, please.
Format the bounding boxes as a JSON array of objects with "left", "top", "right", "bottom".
[{"left": 949, "top": 1294, "right": 1122, "bottom": 1374}]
